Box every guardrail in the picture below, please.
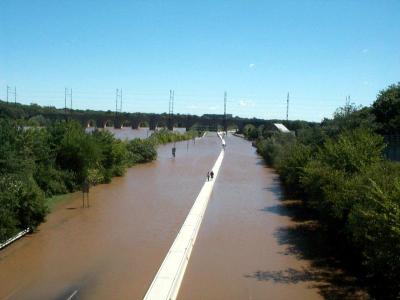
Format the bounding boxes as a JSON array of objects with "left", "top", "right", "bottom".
[{"left": 0, "top": 228, "right": 31, "bottom": 250}]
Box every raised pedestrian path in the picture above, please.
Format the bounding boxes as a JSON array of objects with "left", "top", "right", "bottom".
[{"left": 143, "top": 133, "right": 225, "bottom": 300}]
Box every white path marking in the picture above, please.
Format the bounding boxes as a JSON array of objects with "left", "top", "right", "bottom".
[
  {"left": 66, "top": 289, "right": 78, "bottom": 300},
  {"left": 143, "top": 133, "right": 225, "bottom": 300}
]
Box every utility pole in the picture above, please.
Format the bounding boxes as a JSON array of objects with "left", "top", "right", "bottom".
[
  {"left": 14, "top": 87, "right": 16, "bottom": 104},
  {"left": 6, "top": 85, "right": 9, "bottom": 103},
  {"left": 286, "top": 92, "right": 289, "bottom": 121},
  {"left": 224, "top": 91, "right": 227, "bottom": 134}
]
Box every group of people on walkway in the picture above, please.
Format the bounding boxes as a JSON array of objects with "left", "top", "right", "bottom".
[{"left": 206, "top": 171, "right": 214, "bottom": 181}]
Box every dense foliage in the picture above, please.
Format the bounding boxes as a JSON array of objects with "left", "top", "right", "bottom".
[
  {"left": 244, "top": 83, "right": 400, "bottom": 298},
  {"left": 372, "top": 83, "right": 400, "bottom": 134},
  {"left": 0, "top": 120, "right": 197, "bottom": 243}
]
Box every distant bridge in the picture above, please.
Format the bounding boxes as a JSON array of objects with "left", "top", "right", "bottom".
[
  {"left": 0, "top": 100, "right": 277, "bottom": 132},
  {"left": 51, "top": 111, "right": 250, "bottom": 132}
]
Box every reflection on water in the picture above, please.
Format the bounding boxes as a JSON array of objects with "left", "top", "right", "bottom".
[{"left": 85, "top": 127, "right": 187, "bottom": 140}]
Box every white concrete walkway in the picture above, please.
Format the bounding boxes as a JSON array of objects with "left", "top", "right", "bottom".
[{"left": 143, "top": 134, "right": 225, "bottom": 300}]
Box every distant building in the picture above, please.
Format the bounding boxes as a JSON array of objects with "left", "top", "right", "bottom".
[{"left": 273, "top": 123, "right": 291, "bottom": 133}]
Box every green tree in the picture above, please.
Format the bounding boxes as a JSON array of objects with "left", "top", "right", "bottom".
[
  {"left": 53, "top": 121, "right": 101, "bottom": 185},
  {"left": 372, "top": 82, "right": 400, "bottom": 134}
]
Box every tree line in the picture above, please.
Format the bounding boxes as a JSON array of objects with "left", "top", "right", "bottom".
[
  {"left": 0, "top": 119, "right": 197, "bottom": 243},
  {"left": 242, "top": 83, "right": 400, "bottom": 298}
]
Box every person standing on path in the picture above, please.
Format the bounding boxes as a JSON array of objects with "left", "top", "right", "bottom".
[
  {"left": 210, "top": 171, "right": 214, "bottom": 180},
  {"left": 172, "top": 146, "right": 176, "bottom": 158},
  {"left": 207, "top": 172, "right": 210, "bottom": 181}
]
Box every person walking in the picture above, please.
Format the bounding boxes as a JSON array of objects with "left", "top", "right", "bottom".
[
  {"left": 172, "top": 146, "right": 176, "bottom": 158},
  {"left": 207, "top": 172, "right": 210, "bottom": 181},
  {"left": 210, "top": 170, "right": 214, "bottom": 180}
]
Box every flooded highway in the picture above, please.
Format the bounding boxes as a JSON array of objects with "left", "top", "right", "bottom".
[
  {"left": 85, "top": 127, "right": 153, "bottom": 140},
  {"left": 179, "top": 135, "right": 323, "bottom": 299},
  {"left": 0, "top": 133, "right": 360, "bottom": 300},
  {"left": 178, "top": 135, "right": 367, "bottom": 300},
  {"left": 0, "top": 134, "right": 219, "bottom": 300},
  {"left": 85, "top": 127, "right": 187, "bottom": 140}
]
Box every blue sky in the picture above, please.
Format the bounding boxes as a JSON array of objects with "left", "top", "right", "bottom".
[{"left": 1, "top": 0, "right": 399, "bottom": 121}]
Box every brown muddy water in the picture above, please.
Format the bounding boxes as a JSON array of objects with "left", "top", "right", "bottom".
[
  {"left": 179, "top": 135, "right": 368, "bottom": 300},
  {"left": 0, "top": 134, "right": 219, "bottom": 300},
  {"left": 0, "top": 133, "right": 366, "bottom": 300}
]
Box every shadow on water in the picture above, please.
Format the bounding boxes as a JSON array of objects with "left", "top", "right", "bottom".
[{"left": 247, "top": 179, "right": 370, "bottom": 299}]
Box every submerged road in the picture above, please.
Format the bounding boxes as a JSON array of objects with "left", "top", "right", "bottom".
[
  {"left": 0, "top": 133, "right": 340, "bottom": 300},
  {"left": 178, "top": 135, "right": 323, "bottom": 299},
  {"left": 0, "top": 134, "right": 220, "bottom": 300}
]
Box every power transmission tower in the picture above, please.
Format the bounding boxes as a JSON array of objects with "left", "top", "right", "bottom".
[
  {"left": 64, "top": 88, "right": 72, "bottom": 121},
  {"left": 172, "top": 90, "right": 174, "bottom": 116},
  {"left": 6, "top": 86, "right": 17, "bottom": 105},
  {"left": 168, "top": 90, "right": 171, "bottom": 130},
  {"left": 168, "top": 90, "right": 174, "bottom": 130},
  {"left": 224, "top": 91, "right": 227, "bottom": 133},
  {"left": 120, "top": 89, "right": 123, "bottom": 113},
  {"left": 115, "top": 88, "right": 122, "bottom": 128},
  {"left": 64, "top": 88, "right": 67, "bottom": 120},
  {"left": 286, "top": 92, "right": 289, "bottom": 121},
  {"left": 346, "top": 95, "right": 351, "bottom": 105}
]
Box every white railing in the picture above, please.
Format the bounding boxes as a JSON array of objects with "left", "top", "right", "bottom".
[{"left": 0, "top": 228, "right": 30, "bottom": 250}]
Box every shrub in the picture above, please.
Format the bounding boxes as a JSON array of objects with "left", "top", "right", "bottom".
[
  {"left": 127, "top": 139, "right": 157, "bottom": 164},
  {"left": 256, "top": 132, "right": 296, "bottom": 167},
  {"left": 348, "top": 162, "right": 400, "bottom": 298},
  {"left": 0, "top": 174, "right": 47, "bottom": 242},
  {"left": 277, "top": 142, "right": 312, "bottom": 195}
]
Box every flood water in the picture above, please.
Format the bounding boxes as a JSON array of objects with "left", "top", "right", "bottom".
[
  {"left": 0, "top": 134, "right": 219, "bottom": 300},
  {"left": 179, "top": 135, "right": 322, "bottom": 299},
  {"left": 84, "top": 127, "right": 187, "bottom": 140},
  {"left": 0, "top": 133, "right": 364, "bottom": 300}
]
